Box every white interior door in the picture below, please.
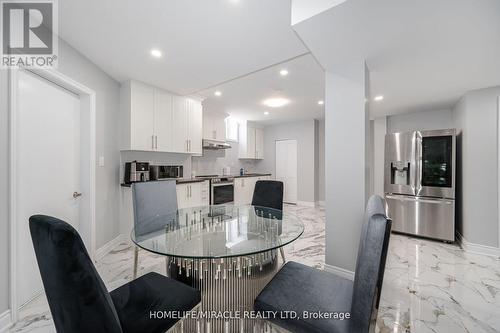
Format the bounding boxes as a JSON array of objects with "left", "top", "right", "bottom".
[
  {"left": 276, "top": 140, "right": 298, "bottom": 204},
  {"left": 16, "top": 70, "right": 81, "bottom": 307}
]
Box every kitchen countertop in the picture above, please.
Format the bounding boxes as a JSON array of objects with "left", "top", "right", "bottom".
[
  {"left": 231, "top": 173, "right": 272, "bottom": 178},
  {"left": 120, "top": 178, "right": 207, "bottom": 188},
  {"left": 120, "top": 174, "right": 272, "bottom": 187}
]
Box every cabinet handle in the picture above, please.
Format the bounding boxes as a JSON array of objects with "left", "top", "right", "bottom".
[
  {"left": 152, "top": 135, "right": 155, "bottom": 150},
  {"left": 189, "top": 185, "right": 192, "bottom": 197},
  {"left": 155, "top": 135, "right": 158, "bottom": 149},
  {"left": 189, "top": 139, "right": 191, "bottom": 152},
  {"left": 186, "top": 140, "right": 189, "bottom": 152},
  {"left": 213, "top": 130, "right": 216, "bottom": 139}
]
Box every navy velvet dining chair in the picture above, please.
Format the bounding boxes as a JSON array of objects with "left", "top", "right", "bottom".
[
  {"left": 254, "top": 195, "right": 392, "bottom": 333},
  {"left": 29, "top": 214, "right": 200, "bottom": 333},
  {"left": 131, "top": 180, "right": 178, "bottom": 278},
  {"left": 251, "top": 180, "right": 286, "bottom": 263}
]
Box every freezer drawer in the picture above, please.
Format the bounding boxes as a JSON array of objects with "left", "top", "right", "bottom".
[{"left": 385, "top": 194, "right": 455, "bottom": 241}]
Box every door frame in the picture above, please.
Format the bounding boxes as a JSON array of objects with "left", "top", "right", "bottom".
[
  {"left": 275, "top": 139, "right": 298, "bottom": 204},
  {"left": 8, "top": 67, "right": 96, "bottom": 322}
]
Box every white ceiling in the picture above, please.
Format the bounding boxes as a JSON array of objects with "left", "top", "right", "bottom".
[
  {"left": 58, "top": 0, "right": 308, "bottom": 95},
  {"left": 293, "top": 0, "right": 500, "bottom": 117},
  {"left": 199, "top": 54, "right": 325, "bottom": 125}
]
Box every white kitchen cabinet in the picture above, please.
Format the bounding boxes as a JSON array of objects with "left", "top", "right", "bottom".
[
  {"left": 234, "top": 175, "right": 271, "bottom": 205},
  {"left": 126, "top": 81, "right": 155, "bottom": 150},
  {"left": 172, "top": 96, "right": 203, "bottom": 154},
  {"left": 203, "top": 111, "right": 227, "bottom": 141},
  {"left": 154, "top": 89, "right": 173, "bottom": 151},
  {"left": 172, "top": 96, "right": 189, "bottom": 153},
  {"left": 176, "top": 181, "right": 207, "bottom": 209},
  {"left": 255, "top": 128, "right": 264, "bottom": 159},
  {"left": 238, "top": 123, "right": 264, "bottom": 159},
  {"left": 120, "top": 80, "right": 202, "bottom": 154},
  {"left": 188, "top": 99, "right": 203, "bottom": 154}
]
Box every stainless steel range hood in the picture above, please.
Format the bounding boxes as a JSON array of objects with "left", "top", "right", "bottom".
[{"left": 202, "top": 139, "right": 232, "bottom": 150}]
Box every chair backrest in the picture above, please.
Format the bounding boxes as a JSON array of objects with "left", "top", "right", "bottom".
[
  {"left": 29, "top": 215, "right": 123, "bottom": 333},
  {"left": 131, "top": 180, "right": 178, "bottom": 237},
  {"left": 251, "top": 180, "right": 284, "bottom": 211},
  {"left": 350, "top": 195, "right": 392, "bottom": 333}
]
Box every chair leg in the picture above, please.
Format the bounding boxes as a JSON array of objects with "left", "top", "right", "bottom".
[
  {"left": 165, "top": 256, "right": 171, "bottom": 277},
  {"left": 133, "top": 246, "right": 139, "bottom": 279},
  {"left": 279, "top": 247, "right": 286, "bottom": 264}
]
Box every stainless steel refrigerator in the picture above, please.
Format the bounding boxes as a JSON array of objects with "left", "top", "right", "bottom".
[{"left": 384, "top": 129, "right": 456, "bottom": 241}]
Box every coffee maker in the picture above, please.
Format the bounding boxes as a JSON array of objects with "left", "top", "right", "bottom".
[{"left": 124, "top": 161, "right": 150, "bottom": 184}]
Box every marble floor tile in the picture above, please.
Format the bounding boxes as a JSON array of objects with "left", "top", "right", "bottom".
[{"left": 9, "top": 205, "right": 500, "bottom": 333}]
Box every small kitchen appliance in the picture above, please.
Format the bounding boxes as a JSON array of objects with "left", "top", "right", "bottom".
[
  {"left": 149, "top": 165, "right": 183, "bottom": 180},
  {"left": 124, "top": 161, "right": 150, "bottom": 184}
]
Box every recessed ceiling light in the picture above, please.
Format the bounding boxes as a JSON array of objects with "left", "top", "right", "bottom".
[
  {"left": 374, "top": 95, "right": 384, "bottom": 101},
  {"left": 214, "top": 91, "right": 222, "bottom": 97},
  {"left": 318, "top": 100, "right": 324, "bottom": 105},
  {"left": 150, "top": 49, "right": 162, "bottom": 58},
  {"left": 279, "top": 69, "right": 289, "bottom": 76},
  {"left": 264, "top": 111, "right": 269, "bottom": 115},
  {"left": 263, "top": 97, "right": 290, "bottom": 108}
]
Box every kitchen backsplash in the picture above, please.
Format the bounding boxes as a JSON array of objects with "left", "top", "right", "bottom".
[{"left": 191, "top": 143, "right": 262, "bottom": 176}]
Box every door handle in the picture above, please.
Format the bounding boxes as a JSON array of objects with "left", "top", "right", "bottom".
[{"left": 73, "top": 192, "right": 82, "bottom": 198}]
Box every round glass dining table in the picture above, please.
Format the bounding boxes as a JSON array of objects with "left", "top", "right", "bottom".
[{"left": 131, "top": 204, "right": 304, "bottom": 332}]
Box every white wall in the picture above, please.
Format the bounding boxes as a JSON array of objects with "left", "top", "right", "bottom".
[
  {"left": 258, "top": 119, "right": 317, "bottom": 203},
  {"left": 0, "top": 38, "right": 122, "bottom": 314},
  {"left": 452, "top": 86, "right": 500, "bottom": 248},
  {"left": 387, "top": 108, "right": 453, "bottom": 133},
  {"left": 325, "top": 63, "right": 367, "bottom": 273},
  {"left": 0, "top": 65, "right": 9, "bottom": 314},
  {"left": 317, "top": 119, "right": 325, "bottom": 202},
  {"left": 372, "top": 117, "right": 386, "bottom": 196}
]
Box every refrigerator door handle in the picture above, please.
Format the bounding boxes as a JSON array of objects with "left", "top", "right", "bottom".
[
  {"left": 385, "top": 194, "right": 453, "bottom": 204},
  {"left": 415, "top": 131, "right": 423, "bottom": 195}
]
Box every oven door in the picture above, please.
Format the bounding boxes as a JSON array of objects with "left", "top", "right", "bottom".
[{"left": 211, "top": 183, "right": 234, "bottom": 205}]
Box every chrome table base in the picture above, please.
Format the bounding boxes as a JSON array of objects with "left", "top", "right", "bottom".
[{"left": 167, "top": 250, "right": 280, "bottom": 332}]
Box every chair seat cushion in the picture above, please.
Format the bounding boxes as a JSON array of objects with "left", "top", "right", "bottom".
[
  {"left": 110, "top": 272, "right": 200, "bottom": 333},
  {"left": 254, "top": 261, "right": 353, "bottom": 333}
]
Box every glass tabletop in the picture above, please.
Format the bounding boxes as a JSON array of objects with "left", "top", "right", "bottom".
[{"left": 131, "top": 204, "right": 304, "bottom": 259}]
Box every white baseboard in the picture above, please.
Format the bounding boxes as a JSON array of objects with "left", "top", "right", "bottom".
[
  {"left": 296, "top": 201, "right": 315, "bottom": 207},
  {"left": 324, "top": 264, "right": 355, "bottom": 280},
  {"left": 0, "top": 310, "right": 12, "bottom": 332},
  {"left": 457, "top": 232, "right": 500, "bottom": 257},
  {"left": 95, "top": 234, "right": 126, "bottom": 261}
]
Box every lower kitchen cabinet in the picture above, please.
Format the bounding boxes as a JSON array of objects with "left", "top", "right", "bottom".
[
  {"left": 177, "top": 181, "right": 209, "bottom": 209},
  {"left": 233, "top": 176, "right": 270, "bottom": 205}
]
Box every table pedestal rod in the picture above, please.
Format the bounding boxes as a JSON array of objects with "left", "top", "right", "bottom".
[{"left": 167, "top": 250, "right": 279, "bottom": 333}]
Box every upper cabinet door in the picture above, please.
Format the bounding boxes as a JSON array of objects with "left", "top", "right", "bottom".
[
  {"left": 154, "top": 89, "right": 173, "bottom": 152},
  {"left": 214, "top": 113, "right": 227, "bottom": 141},
  {"left": 172, "top": 96, "right": 189, "bottom": 153},
  {"left": 255, "top": 128, "right": 264, "bottom": 159},
  {"left": 130, "top": 81, "right": 155, "bottom": 150},
  {"left": 188, "top": 99, "right": 203, "bottom": 154},
  {"left": 247, "top": 126, "right": 256, "bottom": 158},
  {"left": 203, "top": 112, "right": 214, "bottom": 140}
]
